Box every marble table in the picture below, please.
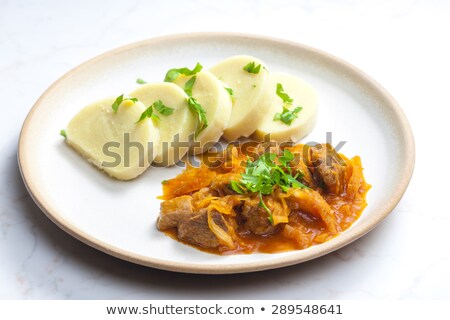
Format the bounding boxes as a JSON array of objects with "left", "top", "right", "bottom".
[{"left": 1, "top": 0, "right": 449, "bottom": 299}]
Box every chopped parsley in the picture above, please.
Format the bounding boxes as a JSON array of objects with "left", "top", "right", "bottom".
[
  {"left": 164, "top": 62, "right": 203, "bottom": 82},
  {"left": 136, "top": 100, "right": 174, "bottom": 123},
  {"left": 243, "top": 61, "right": 261, "bottom": 74},
  {"left": 183, "top": 76, "right": 208, "bottom": 137},
  {"left": 258, "top": 193, "right": 272, "bottom": 223},
  {"left": 111, "top": 94, "right": 138, "bottom": 113},
  {"left": 274, "top": 106, "right": 303, "bottom": 125},
  {"left": 137, "top": 105, "right": 158, "bottom": 122},
  {"left": 276, "top": 83, "right": 293, "bottom": 104},
  {"left": 153, "top": 100, "right": 174, "bottom": 116},
  {"left": 60, "top": 129, "right": 67, "bottom": 138},
  {"left": 230, "top": 150, "right": 308, "bottom": 223},
  {"left": 273, "top": 83, "right": 303, "bottom": 125},
  {"left": 136, "top": 78, "right": 147, "bottom": 84},
  {"left": 188, "top": 97, "right": 208, "bottom": 137},
  {"left": 183, "top": 76, "right": 196, "bottom": 97},
  {"left": 224, "top": 87, "right": 234, "bottom": 97}
]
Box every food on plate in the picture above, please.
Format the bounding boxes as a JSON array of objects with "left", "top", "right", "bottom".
[
  {"left": 254, "top": 72, "right": 318, "bottom": 143},
  {"left": 62, "top": 55, "right": 320, "bottom": 180},
  {"left": 209, "top": 55, "right": 272, "bottom": 141},
  {"left": 172, "top": 70, "right": 232, "bottom": 154},
  {"left": 157, "top": 142, "right": 370, "bottom": 254},
  {"left": 64, "top": 97, "right": 158, "bottom": 180},
  {"left": 59, "top": 53, "right": 371, "bottom": 256},
  {"left": 129, "top": 82, "right": 196, "bottom": 166}
]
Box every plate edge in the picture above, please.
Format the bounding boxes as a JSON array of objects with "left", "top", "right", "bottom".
[{"left": 17, "top": 32, "right": 416, "bottom": 274}]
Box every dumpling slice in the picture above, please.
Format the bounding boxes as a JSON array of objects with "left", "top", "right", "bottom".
[
  {"left": 65, "top": 97, "right": 158, "bottom": 180},
  {"left": 172, "top": 70, "right": 232, "bottom": 154},
  {"left": 254, "top": 72, "right": 317, "bottom": 143},
  {"left": 209, "top": 55, "right": 271, "bottom": 141},
  {"left": 130, "top": 82, "right": 195, "bottom": 166}
]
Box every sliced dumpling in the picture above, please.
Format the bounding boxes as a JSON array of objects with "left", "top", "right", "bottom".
[
  {"left": 254, "top": 72, "right": 318, "bottom": 143},
  {"left": 65, "top": 97, "right": 158, "bottom": 180},
  {"left": 129, "top": 82, "right": 195, "bottom": 166},
  {"left": 172, "top": 70, "right": 232, "bottom": 154},
  {"left": 209, "top": 55, "right": 271, "bottom": 141}
]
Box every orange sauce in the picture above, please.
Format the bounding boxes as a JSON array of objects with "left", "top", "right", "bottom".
[{"left": 159, "top": 145, "right": 370, "bottom": 255}]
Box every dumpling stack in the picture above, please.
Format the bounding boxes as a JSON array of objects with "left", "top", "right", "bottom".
[{"left": 64, "top": 55, "right": 317, "bottom": 180}]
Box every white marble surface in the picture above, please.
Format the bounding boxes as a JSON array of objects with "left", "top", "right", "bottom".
[{"left": 1, "top": 0, "right": 449, "bottom": 299}]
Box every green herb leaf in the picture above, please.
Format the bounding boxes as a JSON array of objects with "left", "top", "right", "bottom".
[
  {"left": 224, "top": 87, "right": 234, "bottom": 96},
  {"left": 161, "top": 180, "right": 168, "bottom": 184},
  {"left": 184, "top": 76, "right": 196, "bottom": 97},
  {"left": 243, "top": 61, "right": 261, "bottom": 74},
  {"left": 111, "top": 94, "right": 138, "bottom": 113},
  {"left": 60, "top": 129, "right": 67, "bottom": 138},
  {"left": 276, "top": 83, "right": 293, "bottom": 104},
  {"left": 111, "top": 94, "right": 124, "bottom": 113},
  {"left": 153, "top": 100, "right": 174, "bottom": 116},
  {"left": 230, "top": 180, "right": 245, "bottom": 194},
  {"left": 164, "top": 62, "right": 203, "bottom": 82},
  {"left": 136, "top": 78, "right": 147, "bottom": 84},
  {"left": 273, "top": 83, "right": 302, "bottom": 125},
  {"left": 136, "top": 100, "right": 174, "bottom": 123},
  {"left": 187, "top": 97, "right": 208, "bottom": 137},
  {"left": 230, "top": 149, "right": 307, "bottom": 224},
  {"left": 182, "top": 76, "right": 208, "bottom": 137},
  {"left": 259, "top": 192, "right": 273, "bottom": 224},
  {"left": 278, "top": 149, "right": 294, "bottom": 167},
  {"left": 136, "top": 105, "right": 159, "bottom": 123},
  {"left": 274, "top": 106, "right": 303, "bottom": 125}
]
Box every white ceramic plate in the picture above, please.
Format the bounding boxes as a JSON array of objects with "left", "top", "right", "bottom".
[{"left": 18, "top": 33, "right": 414, "bottom": 274}]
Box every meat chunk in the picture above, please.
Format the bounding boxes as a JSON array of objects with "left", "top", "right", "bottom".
[
  {"left": 157, "top": 195, "right": 194, "bottom": 230},
  {"left": 308, "top": 144, "right": 349, "bottom": 195},
  {"left": 240, "top": 196, "right": 278, "bottom": 235},
  {"left": 158, "top": 195, "right": 230, "bottom": 249},
  {"left": 178, "top": 209, "right": 228, "bottom": 248}
]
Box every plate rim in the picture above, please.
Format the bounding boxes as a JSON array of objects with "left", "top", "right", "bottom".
[{"left": 17, "top": 32, "right": 415, "bottom": 274}]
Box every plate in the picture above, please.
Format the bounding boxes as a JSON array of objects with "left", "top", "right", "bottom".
[{"left": 18, "top": 33, "right": 414, "bottom": 274}]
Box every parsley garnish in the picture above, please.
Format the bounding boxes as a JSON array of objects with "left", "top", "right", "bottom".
[
  {"left": 230, "top": 150, "right": 307, "bottom": 223},
  {"left": 153, "top": 100, "right": 174, "bottom": 116},
  {"left": 60, "top": 129, "right": 67, "bottom": 138},
  {"left": 137, "top": 105, "right": 158, "bottom": 122},
  {"left": 243, "top": 61, "right": 261, "bottom": 74},
  {"left": 183, "top": 76, "right": 196, "bottom": 97},
  {"left": 259, "top": 193, "right": 273, "bottom": 224},
  {"left": 164, "top": 62, "right": 203, "bottom": 82},
  {"left": 224, "top": 87, "right": 234, "bottom": 96},
  {"left": 274, "top": 106, "right": 303, "bottom": 125},
  {"left": 136, "top": 78, "right": 147, "bottom": 84},
  {"left": 273, "top": 83, "right": 303, "bottom": 125},
  {"left": 276, "top": 83, "right": 293, "bottom": 104},
  {"left": 136, "top": 100, "right": 174, "bottom": 123},
  {"left": 111, "top": 94, "right": 138, "bottom": 113},
  {"left": 183, "top": 76, "right": 208, "bottom": 137},
  {"left": 188, "top": 97, "right": 208, "bottom": 137}
]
